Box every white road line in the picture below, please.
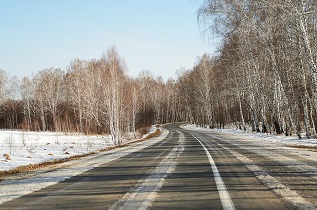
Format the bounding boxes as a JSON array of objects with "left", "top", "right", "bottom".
[
  {"left": 0, "top": 130, "right": 170, "bottom": 205},
  {"left": 110, "top": 130, "right": 185, "bottom": 210},
  {"left": 190, "top": 133, "right": 236, "bottom": 210},
  {"left": 213, "top": 140, "right": 316, "bottom": 210}
]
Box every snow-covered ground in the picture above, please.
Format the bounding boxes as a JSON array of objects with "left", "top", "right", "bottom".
[
  {"left": 183, "top": 124, "right": 317, "bottom": 148},
  {"left": 0, "top": 127, "right": 158, "bottom": 172},
  {"left": 1, "top": 124, "right": 317, "bottom": 207},
  {"left": 0, "top": 130, "right": 116, "bottom": 171},
  {"left": 4, "top": 124, "right": 314, "bottom": 173},
  {"left": 0, "top": 129, "right": 168, "bottom": 204}
]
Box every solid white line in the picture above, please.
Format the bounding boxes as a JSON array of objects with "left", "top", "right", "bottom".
[
  {"left": 214, "top": 140, "right": 316, "bottom": 210},
  {"left": 190, "top": 133, "right": 236, "bottom": 210}
]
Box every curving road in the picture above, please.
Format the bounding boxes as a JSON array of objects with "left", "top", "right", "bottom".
[{"left": 1, "top": 123, "right": 317, "bottom": 209}]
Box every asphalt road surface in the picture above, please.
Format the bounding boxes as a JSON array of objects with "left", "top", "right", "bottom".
[{"left": 1, "top": 123, "right": 317, "bottom": 209}]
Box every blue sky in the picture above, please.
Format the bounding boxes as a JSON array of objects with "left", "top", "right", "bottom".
[{"left": 0, "top": 0, "right": 216, "bottom": 80}]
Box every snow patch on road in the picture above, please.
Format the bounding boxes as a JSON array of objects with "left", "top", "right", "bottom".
[
  {"left": 110, "top": 130, "right": 184, "bottom": 210},
  {"left": 216, "top": 142, "right": 316, "bottom": 210},
  {"left": 182, "top": 125, "right": 317, "bottom": 210},
  {"left": 183, "top": 124, "right": 317, "bottom": 148}
]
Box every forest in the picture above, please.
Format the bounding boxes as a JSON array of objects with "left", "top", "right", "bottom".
[{"left": 0, "top": 0, "right": 316, "bottom": 144}]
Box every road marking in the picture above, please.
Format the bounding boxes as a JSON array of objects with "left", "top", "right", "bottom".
[
  {"left": 0, "top": 130, "right": 170, "bottom": 205},
  {"left": 213, "top": 140, "right": 316, "bottom": 210},
  {"left": 110, "top": 130, "right": 185, "bottom": 210},
  {"left": 190, "top": 133, "right": 236, "bottom": 210}
]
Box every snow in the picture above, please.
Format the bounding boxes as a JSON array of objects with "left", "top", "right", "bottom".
[
  {"left": 110, "top": 130, "right": 184, "bottom": 210},
  {"left": 2, "top": 124, "right": 317, "bottom": 207},
  {"left": 0, "top": 130, "right": 115, "bottom": 171},
  {"left": 181, "top": 124, "right": 317, "bottom": 209},
  {"left": 0, "top": 126, "right": 160, "bottom": 172},
  {"left": 0, "top": 128, "right": 169, "bottom": 205},
  {"left": 141, "top": 125, "right": 159, "bottom": 139},
  {"left": 183, "top": 124, "right": 317, "bottom": 148}
]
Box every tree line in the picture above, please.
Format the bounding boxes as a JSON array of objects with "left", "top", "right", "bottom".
[
  {"left": 190, "top": 0, "right": 317, "bottom": 138},
  {"left": 1, "top": 0, "right": 316, "bottom": 144},
  {"left": 0, "top": 47, "right": 186, "bottom": 145}
]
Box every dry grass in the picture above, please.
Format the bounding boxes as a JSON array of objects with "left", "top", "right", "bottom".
[
  {"left": 0, "top": 125, "right": 162, "bottom": 181},
  {"left": 3, "top": 154, "right": 10, "bottom": 158},
  {"left": 3, "top": 154, "right": 11, "bottom": 161},
  {"left": 0, "top": 151, "right": 98, "bottom": 181},
  {"left": 136, "top": 127, "right": 150, "bottom": 136},
  {"left": 142, "top": 128, "right": 161, "bottom": 140},
  {"left": 286, "top": 145, "right": 317, "bottom": 151}
]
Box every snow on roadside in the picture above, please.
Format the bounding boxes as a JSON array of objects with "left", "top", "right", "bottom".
[
  {"left": 0, "top": 129, "right": 169, "bottom": 205},
  {"left": 182, "top": 124, "right": 317, "bottom": 209},
  {"left": 0, "top": 127, "right": 160, "bottom": 172},
  {"left": 182, "top": 124, "right": 317, "bottom": 148},
  {"left": 141, "top": 125, "right": 160, "bottom": 139}
]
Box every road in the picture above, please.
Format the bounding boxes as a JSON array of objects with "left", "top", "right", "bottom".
[{"left": 1, "top": 123, "right": 317, "bottom": 209}]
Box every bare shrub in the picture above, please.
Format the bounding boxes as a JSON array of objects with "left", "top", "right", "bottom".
[
  {"left": 3, "top": 153, "right": 10, "bottom": 160},
  {"left": 136, "top": 127, "right": 150, "bottom": 136},
  {"left": 5, "top": 134, "right": 15, "bottom": 154},
  {"left": 143, "top": 129, "right": 161, "bottom": 140},
  {"left": 20, "top": 131, "right": 27, "bottom": 147}
]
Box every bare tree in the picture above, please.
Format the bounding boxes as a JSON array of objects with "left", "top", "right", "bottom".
[{"left": 21, "top": 76, "right": 35, "bottom": 130}]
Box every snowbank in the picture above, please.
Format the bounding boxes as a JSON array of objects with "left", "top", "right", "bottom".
[{"left": 182, "top": 124, "right": 317, "bottom": 148}]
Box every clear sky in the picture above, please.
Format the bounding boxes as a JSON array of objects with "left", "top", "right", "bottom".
[{"left": 0, "top": 0, "right": 216, "bottom": 80}]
